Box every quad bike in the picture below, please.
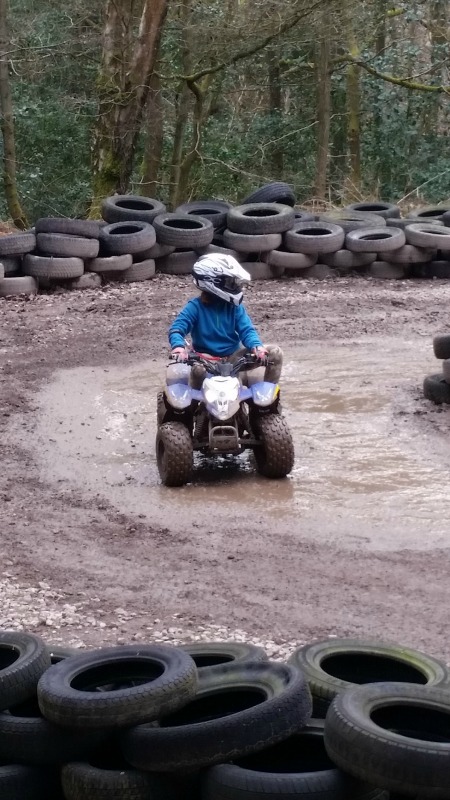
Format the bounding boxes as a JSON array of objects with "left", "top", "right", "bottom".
[{"left": 156, "top": 352, "right": 294, "bottom": 486}]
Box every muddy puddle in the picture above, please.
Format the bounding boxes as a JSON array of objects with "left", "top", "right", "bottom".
[{"left": 24, "top": 338, "right": 450, "bottom": 553}]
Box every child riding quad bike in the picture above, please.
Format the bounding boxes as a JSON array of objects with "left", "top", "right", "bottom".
[{"left": 155, "top": 254, "right": 295, "bottom": 486}]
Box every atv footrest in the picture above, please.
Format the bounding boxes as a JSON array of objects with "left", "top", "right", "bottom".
[{"left": 209, "top": 425, "right": 239, "bottom": 452}]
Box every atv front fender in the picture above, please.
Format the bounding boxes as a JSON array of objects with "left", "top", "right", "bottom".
[{"left": 251, "top": 381, "right": 280, "bottom": 407}]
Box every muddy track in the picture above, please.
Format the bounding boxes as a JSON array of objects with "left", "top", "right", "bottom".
[{"left": 1, "top": 274, "right": 450, "bottom": 660}]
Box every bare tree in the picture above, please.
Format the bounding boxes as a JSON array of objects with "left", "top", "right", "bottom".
[{"left": 0, "top": 0, "right": 27, "bottom": 228}]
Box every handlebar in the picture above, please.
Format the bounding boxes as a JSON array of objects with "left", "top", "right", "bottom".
[{"left": 170, "top": 351, "right": 271, "bottom": 376}]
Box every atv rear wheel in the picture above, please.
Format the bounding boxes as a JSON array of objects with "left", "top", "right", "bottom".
[
  {"left": 253, "top": 414, "right": 294, "bottom": 478},
  {"left": 156, "top": 422, "right": 193, "bottom": 486}
]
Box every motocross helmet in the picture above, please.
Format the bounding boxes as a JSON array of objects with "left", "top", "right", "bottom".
[{"left": 192, "top": 254, "right": 251, "bottom": 306}]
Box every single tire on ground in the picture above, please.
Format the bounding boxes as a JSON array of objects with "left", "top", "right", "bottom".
[
  {"left": 227, "top": 203, "right": 295, "bottom": 235},
  {"left": 253, "top": 414, "right": 295, "bottom": 478},
  {"left": 324, "top": 682, "right": 450, "bottom": 797},
  {"left": 23, "top": 254, "right": 84, "bottom": 280},
  {"left": 0, "top": 232, "right": 36, "bottom": 256},
  {"left": 345, "top": 227, "right": 405, "bottom": 253},
  {"left": 86, "top": 254, "right": 133, "bottom": 273},
  {"left": 0, "top": 632, "right": 51, "bottom": 710},
  {"left": 241, "top": 182, "right": 296, "bottom": 207},
  {"left": 101, "top": 194, "right": 166, "bottom": 225},
  {"left": 223, "top": 230, "right": 282, "bottom": 254},
  {"left": 262, "top": 249, "right": 318, "bottom": 269},
  {"left": 284, "top": 222, "right": 345, "bottom": 255},
  {"left": 99, "top": 222, "right": 156, "bottom": 255},
  {"left": 157, "top": 249, "right": 199, "bottom": 275},
  {"left": 423, "top": 373, "right": 450, "bottom": 405},
  {"left": 320, "top": 250, "right": 376, "bottom": 268},
  {"left": 37, "top": 644, "right": 197, "bottom": 729},
  {"left": 37, "top": 233, "right": 99, "bottom": 259},
  {"left": 35, "top": 218, "right": 101, "bottom": 239},
  {"left": 0, "top": 276, "right": 38, "bottom": 297},
  {"left": 156, "top": 422, "right": 193, "bottom": 486},
  {"left": 433, "top": 334, "right": 450, "bottom": 360},
  {"left": 288, "top": 637, "right": 450, "bottom": 719},
  {"left": 175, "top": 200, "right": 233, "bottom": 230},
  {"left": 180, "top": 641, "right": 268, "bottom": 670},
  {"left": 344, "top": 201, "right": 400, "bottom": 219},
  {"left": 405, "top": 223, "right": 450, "bottom": 251},
  {"left": 153, "top": 213, "right": 214, "bottom": 248},
  {"left": 121, "top": 661, "right": 312, "bottom": 772},
  {"left": 202, "top": 721, "right": 387, "bottom": 800}
]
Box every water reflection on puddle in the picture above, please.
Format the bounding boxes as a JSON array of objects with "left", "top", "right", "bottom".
[{"left": 31, "top": 339, "right": 450, "bottom": 552}]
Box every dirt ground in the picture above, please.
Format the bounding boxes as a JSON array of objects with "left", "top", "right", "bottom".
[{"left": 2, "top": 273, "right": 450, "bottom": 663}]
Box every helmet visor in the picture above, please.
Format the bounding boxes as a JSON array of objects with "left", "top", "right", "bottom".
[{"left": 221, "top": 275, "right": 248, "bottom": 293}]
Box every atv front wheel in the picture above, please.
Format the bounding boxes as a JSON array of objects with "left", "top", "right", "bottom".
[
  {"left": 253, "top": 413, "right": 294, "bottom": 478},
  {"left": 156, "top": 422, "right": 193, "bottom": 486}
]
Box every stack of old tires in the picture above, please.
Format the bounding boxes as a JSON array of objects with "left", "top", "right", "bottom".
[
  {"left": 423, "top": 333, "right": 450, "bottom": 405},
  {"left": 2, "top": 628, "right": 450, "bottom": 800}
]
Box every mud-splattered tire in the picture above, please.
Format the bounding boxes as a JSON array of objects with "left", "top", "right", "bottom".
[
  {"left": 253, "top": 414, "right": 294, "bottom": 478},
  {"left": 156, "top": 422, "right": 193, "bottom": 486},
  {"left": 423, "top": 373, "right": 450, "bottom": 405}
]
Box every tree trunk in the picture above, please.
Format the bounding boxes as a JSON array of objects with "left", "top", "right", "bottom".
[
  {"left": 267, "top": 45, "right": 283, "bottom": 175},
  {"left": 346, "top": 6, "right": 361, "bottom": 193},
  {"left": 140, "top": 70, "right": 163, "bottom": 197},
  {"left": 0, "top": 0, "right": 28, "bottom": 228},
  {"left": 169, "top": 82, "right": 192, "bottom": 208},
  {"left": 90, "top": 0, "right": 169, "bottom": 215},
  {"left": 313, "top": 30, "right": 331, "bottom": 198}
]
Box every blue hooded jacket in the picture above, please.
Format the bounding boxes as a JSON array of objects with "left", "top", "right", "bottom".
[{"left": 168, "top": 296, "right": 262, "bottom": 357}]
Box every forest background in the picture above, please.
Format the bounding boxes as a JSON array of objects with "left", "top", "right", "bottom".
[{"left": 0, "top": 0, "right": 448, "bottom": 228}]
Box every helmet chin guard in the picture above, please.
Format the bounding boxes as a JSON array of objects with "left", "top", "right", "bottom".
[{"left": 192, "top": 254, "right": 251, "bottom": 305}]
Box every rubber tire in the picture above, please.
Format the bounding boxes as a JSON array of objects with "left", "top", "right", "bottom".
[
  {"left": 0, "top": 232, "right": 36, "bottom": 256},
  {"left": 86, "top": 254, "right": 133, "bottom": 273},
  {"left": 293, "top": 210, "right": 316, "bottom": 222},
  {"left": 345, "top": 227, "right": 405, "bottom": 253},
  {"left": 175, "top": 200, "right": 233, "bottom": 230},
  {"left": 433, "top": 335, "right": 450, "bottom": 360},
  {"left": 61, "top": 761, "right": 158, "bottom": 800},
  {"left": 35, "top": 218, "right": 101, "bottom": 238},
  {"left": 227, "top": 204, "right": 295, "bottom": 235},
  {"left": 121, "top": 661, "right": 312, "bottom": 772},
  {"left": 46, "top": 646, "right": 79, "bottom": 664},
  {"left": 263, "top": 249, "right": 318, "bottom": 269},
  {"left": 196, "top": 243, "right": 241, "bottom": 259},
  {"left": 320, "top": 250, "right": 376, "bottom": 268},
  {"left": 241, "top": 182, "right": 296, "bottom": 207},
  {"left": 157, "top": 250, "right": 199, "bottom": 275},
  {"left": 101, "top": 194, "right": 166, "bottom": 224},
  {"left": 99, "top": 222, "right": 156, "bottom": 255},
  {"left": 23, "top": 254, "right": 84, "bottom": 279},
  {"left": 442, "top": 360, "right": 450, "bottom": 384},
  {"left": 66, "top": 273, "right": 102, "bottom": 290},
  {"left": 387, "top": 217, "right": 443, "bottom": 230},
  {"left": 223, "top": 230, "right": 282, "bottom": 253},
  {"left": 0, "top": 764, "right": 50, "bottom": 799},
  {"left": 133, "top": 242, "right": 175, "bottom": 261},
  {"left": 368, "top": 262, "right": 406, "bottom": 279},
  {"left": 324, "top": 682, "right": 450, "bottom": 797},
  {"left": 386, "top": 244, "right": 435, "bottom": 264},
  {"left": 0, "top": 632, "right": 51, "bottom": 710},
  {"left": 284, "top": 222, "right": 345, "bottom": 255},
  {"left": 0, "top": 256, "right": 22, "bottom": 274},
  {"left": 408, "top": 205, "right": 450, "bottom": 221},
  {"left": 405, "top": 223, "right": 450, "bottom": 251},
  {"left": 153, "top": 213, "right": 214, "bottom": 248},
  {"left": 253, "top": 414, "right": 294, "bottom": 478},
  {"left": 116, "top": 259, "right": 156, "bottom": 283},
  {"left": 156, "top": 422, "right": 193, "bottom": 486},
  {"left": 344, "top": 201, "right": 400, "bottom": 219},
  {"left": 288, "top": 637, "right": 450, "bottom": 719},
  {"left": 0, "top": 262, "right": 3, "bottom": 279},
  {"left": 0, "top": 276, "right": 38, "bottom": 297},
  {"left": 428, "top": 261, "right": 450, "bottom": 279},
  {"left": 202, "top": 722, "right": 386, "bottom": 800},
  {"left": 423, "top": 373, "right": 450, "bottom": 405},
  {"left": 444, "top": 211, "right": 450, "bottom": 228},
  {"left": 295, "top": 264, "right": 335, "bottom": 280},
  {"left": 240, "top": 261, "right": 284, "bottom": 279},
  {"left": 37, "top": 644, "right": 197, "bottom": 730},
  {"left": 36, "top": 233, "right": 99, "bottom": 259},
  {"left": 318, "top": 210, "right": 385, "bottom": 232},
  {"left": 180, "top": 641, "right": 268, "bottom": 670}
]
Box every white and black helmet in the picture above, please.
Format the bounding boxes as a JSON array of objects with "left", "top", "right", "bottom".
[{"left": 192, "top": 254, "right": 251, "bottom": 306}]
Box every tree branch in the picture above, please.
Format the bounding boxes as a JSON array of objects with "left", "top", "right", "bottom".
[{"left": 334, "top": 54, "right": 450, "bottom": 93}]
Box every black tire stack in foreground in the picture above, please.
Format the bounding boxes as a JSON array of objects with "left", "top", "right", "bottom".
[
  {"left": 423, "top": 334, "right": 450, "bottom": 405},
  {"left": 1, "top": 628, "right": 450, "bottom": 799}
]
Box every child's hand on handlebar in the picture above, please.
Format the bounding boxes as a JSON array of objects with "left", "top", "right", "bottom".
[
  {"left": 171, "top": 347, "right": 189, "bottom": 361},
  {"left": 252, "top": 346, "right": 268, "bottom": 361}
]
